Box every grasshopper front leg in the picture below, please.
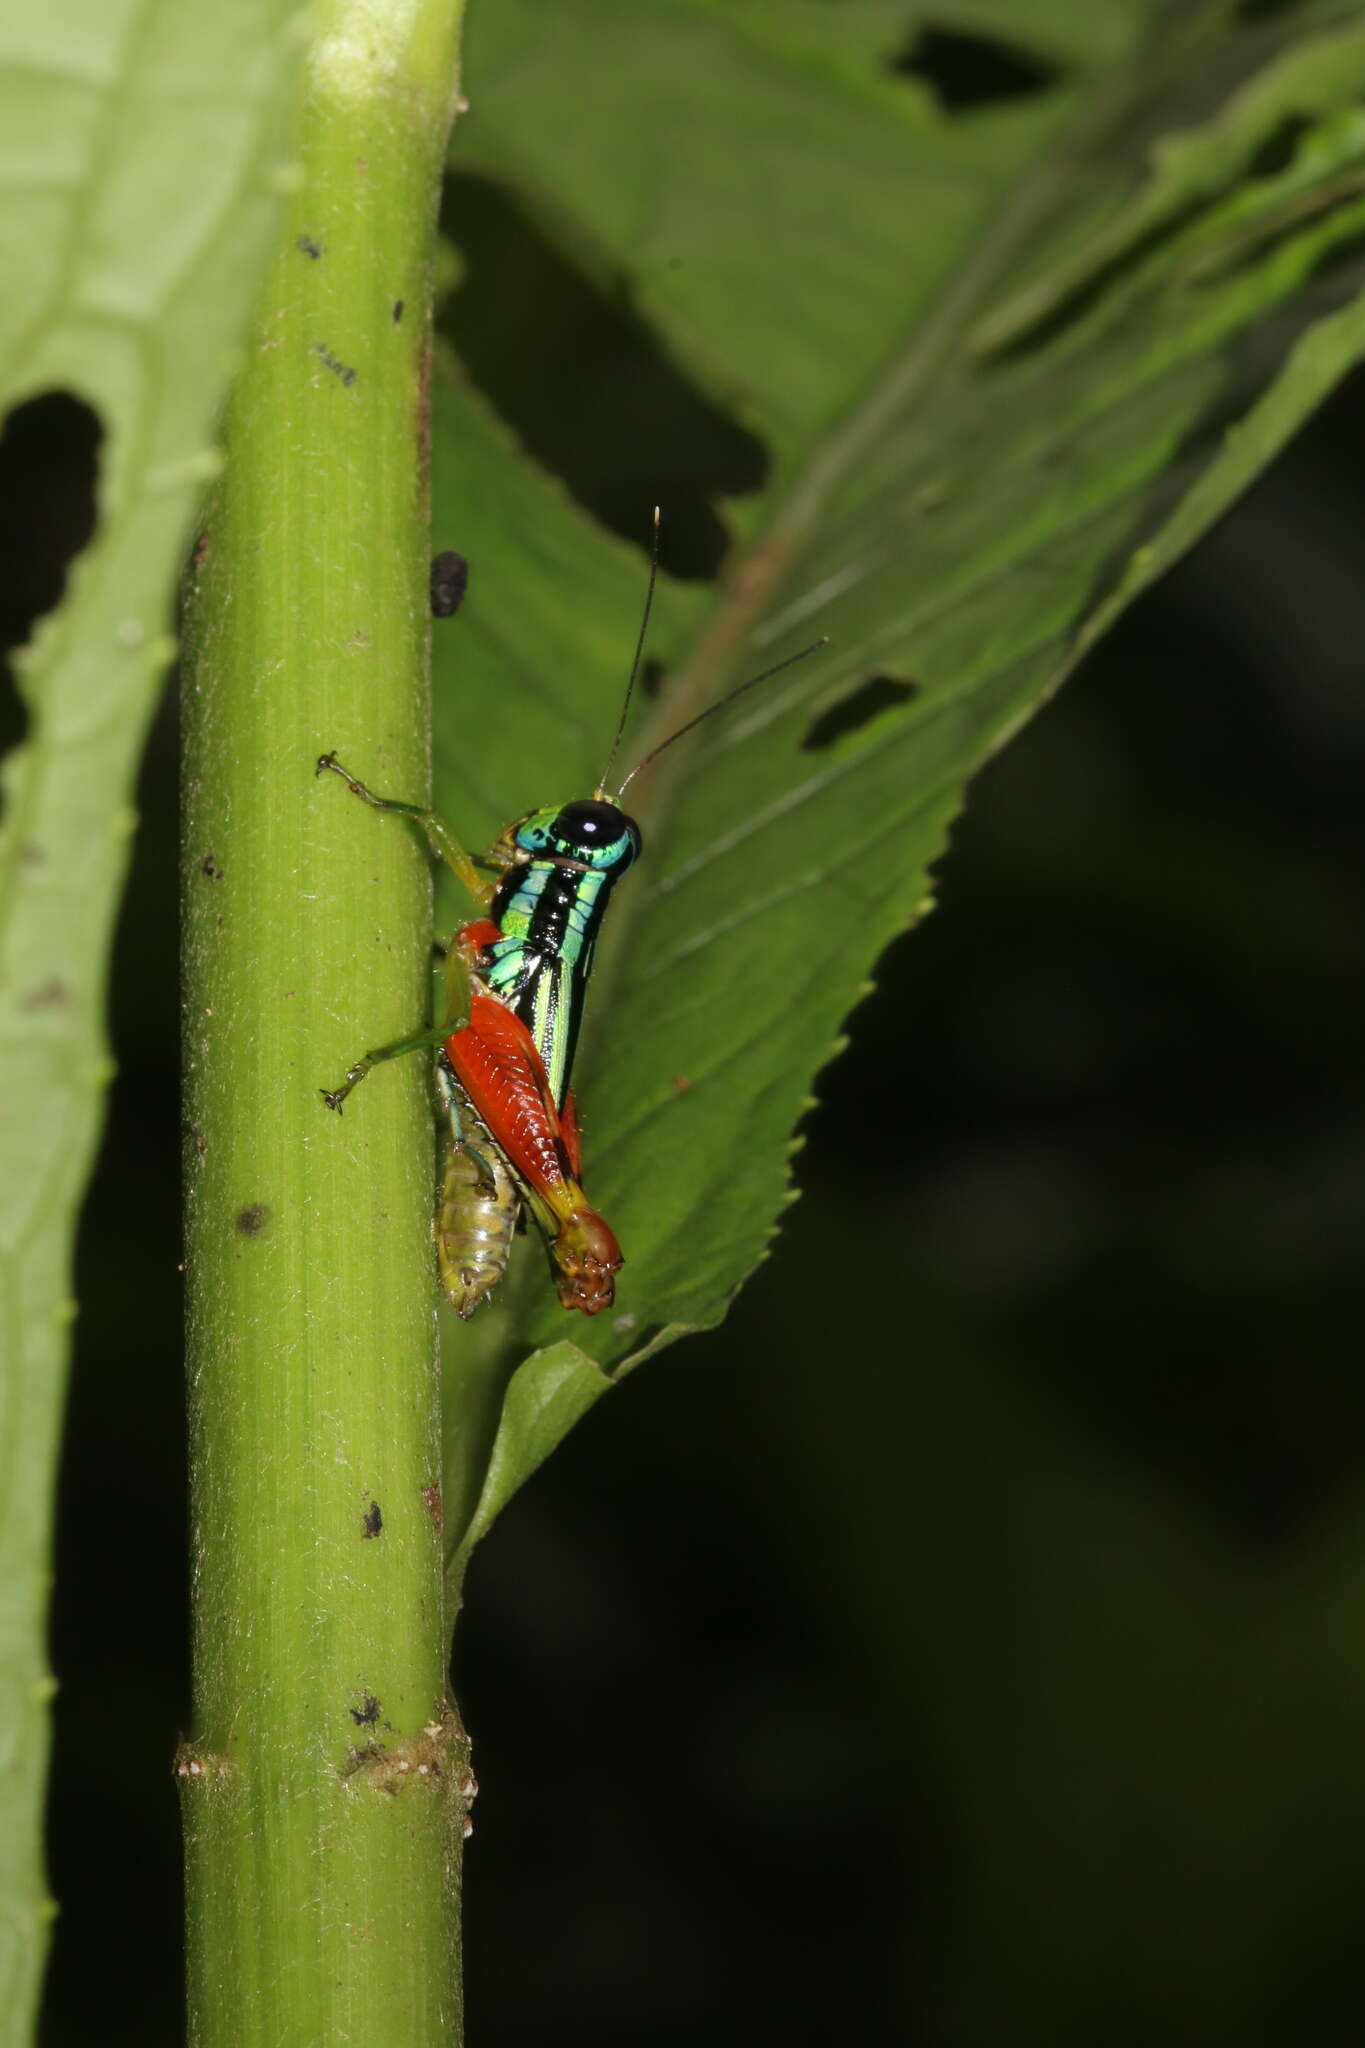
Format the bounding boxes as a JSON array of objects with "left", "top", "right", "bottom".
[{"left": 316, "top": 751, "right": 500, "bottom": 909}]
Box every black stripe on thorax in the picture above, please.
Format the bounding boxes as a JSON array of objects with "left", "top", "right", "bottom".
[{"left": 492, "top": 860, "right": 614, "bottom": 964}]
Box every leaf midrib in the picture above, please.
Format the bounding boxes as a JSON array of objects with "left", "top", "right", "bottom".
[{"left": 569, "top": 32, "right": 1188, "bottom": 1102}]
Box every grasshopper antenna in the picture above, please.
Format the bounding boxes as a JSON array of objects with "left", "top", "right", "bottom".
[
  {"left": 615, "top": 636, "right": 830, "bottom": 802},
  {"left": 597, "top": 505, "right": 662, "bottom": 797}
]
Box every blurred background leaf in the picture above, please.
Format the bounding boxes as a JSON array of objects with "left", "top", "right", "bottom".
[{"left": 0, "top": 3, "right": 299, "bottom": 2036}]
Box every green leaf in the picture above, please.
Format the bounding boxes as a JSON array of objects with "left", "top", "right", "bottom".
[
  {"left": 449, "top": 1340, "right": 610, "bottom": 1582},
  {"left": 433, "top": 0, "right": 1365, "bottom": 1578},
  {"left": 0, "top": 4, "right": 300, "bottom": 2032}
]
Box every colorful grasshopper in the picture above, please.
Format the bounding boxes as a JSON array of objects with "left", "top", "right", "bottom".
[
  {"left": 320, "top": 520, "right": 824, "bottom": 1317},
  {"left": 317, "top": 759, "right": 641, "bottom": 1313}
]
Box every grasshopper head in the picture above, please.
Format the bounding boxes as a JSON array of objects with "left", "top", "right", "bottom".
[{"left": 513, "top": 799, "right": 642, "bottom": 874}]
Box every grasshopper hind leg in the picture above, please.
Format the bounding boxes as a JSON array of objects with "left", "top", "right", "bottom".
[{"left": 320, "top": 917, "right": 474, "bottom": 1111}]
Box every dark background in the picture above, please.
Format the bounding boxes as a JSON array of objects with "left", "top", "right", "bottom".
[{"left": 9, "top": 124, "right": 1365, "bottom": 2048}]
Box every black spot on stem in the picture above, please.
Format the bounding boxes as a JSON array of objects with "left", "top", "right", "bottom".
[
  {"left": 23, "top": 978, "right": 69, "bottom": 1010},
  {"left": 430, "top": 550, "right": 468, "bottom": 617},
  {"left": 313, "top": 344, "right": 357, "bottom": 389}
]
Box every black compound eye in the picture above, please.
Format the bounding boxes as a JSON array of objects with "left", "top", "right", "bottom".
[
  {"left": 556, "top": 799, "right": 624, "bottom": 843},
  {"left": 551, "top": 798, "right": 642, "bottom": 869}
]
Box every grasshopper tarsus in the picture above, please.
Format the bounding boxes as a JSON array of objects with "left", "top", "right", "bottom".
[
  {"left": 322, "top": 1062, "right": 367, "bottom": 1111},
  {"left": 317, "top": 749, "right": 362, "bottom": 794}
]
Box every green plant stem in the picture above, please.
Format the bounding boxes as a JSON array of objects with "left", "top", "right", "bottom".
[{"left": 180, "top": 5, "right": 466, "bottom": 2040}]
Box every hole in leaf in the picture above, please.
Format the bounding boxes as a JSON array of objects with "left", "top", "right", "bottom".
[
  {"left": 439, "top": 172, "right": 768, "bottom": 580},
  {"left": 1248, "top": 114, "right": 1314, "bottom": 180},
  {"left": 0, "top": 391, "right": 101, "bottom": 653},
  {"left": 802, "top": 675, "right": 916, "bottom": 752},
  {"left": 0, "top": 390, "right": 102, "bottom": 749},
  {"left": 979, "top": 193, "right": 1217, "bottom": 364},
  {"left": 1306, "top": 222, "right": 1365, "bottom": 292},
  {"left": 1195, "top": 198, "right": 1365, "bottom": 295},
  {"left": 891, "top": 25, "right": 1062, "bottom": 111}
]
